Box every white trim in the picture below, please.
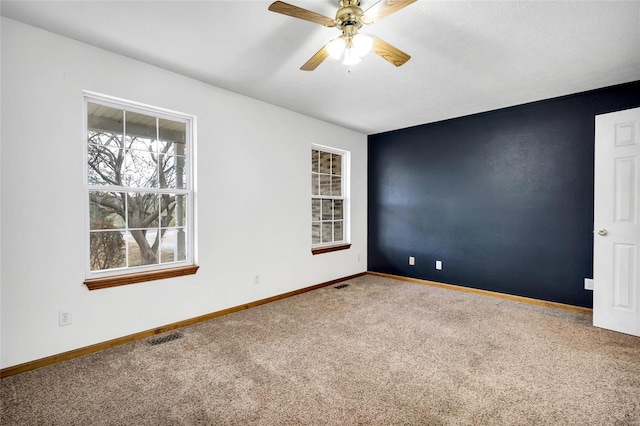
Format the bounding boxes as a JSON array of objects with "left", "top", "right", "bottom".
[
  {"left": 86, "top": 186, "right": 190, "bottom": 194},
  {"left": 83, "top": 90, "right": 194, "bottom": 122}
]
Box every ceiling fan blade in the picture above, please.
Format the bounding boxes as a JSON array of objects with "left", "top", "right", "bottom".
[
  {"left": 268, "top": 1, "right": 335, "bottom": 27},
  {"left": 372, "top": 36, "right": 410, "bottom": 67},
  {"left": 300, "top": 45, "right": 330, "bottom": 71},
  {"left": 362, "top": 0, "right": 417, "bottom": 24}
]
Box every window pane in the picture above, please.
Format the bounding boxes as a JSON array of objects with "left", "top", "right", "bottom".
[
  {"left": 312, "top": 199, "right": 321, "bottom": 221},
  {"left": 320, "top": 151, "right": 331, "bottom": 174},
  {"left": 127, "top": 192, "right": 159, "bottom": 228},
  {"left": 332, "top": 153, "right": 341, "bottom": 176},
  {"left": 165, "top": 194, "right": 187, "bottom": 227},
  {"left": 127, "top": 229, "right": 159, "bottom": 266},
  {"left": 87, "top": 104, "right": 124, "bottom": 186},
  {"left": 331, "top": 176, "right": 342, "bottom": 196},
  {"left": 312, "top": 223, "right": 321, "bottom": 244},
  {"left": 88, "top": 144, "right": 123, "bottom": 185},
  {"left": 160, "top": 229, "right": 186, "bottom": 263},
  {"left": 159, "top": 194, "right": 186, "bottom": 227},
  {"left": 334, "top": 199, "right": 343, "bottom": 220},
  {"left": 334, "top": 221, "right": 343, "bottom": 242},
  {"left": 319, "top": 175, "right": 331, "bottom": 196},
  {"left": 311, "top": 174, "right": 319, "bottom": 196},
  {"left": 322, "top": 222, "right": 333, "bottom": 243},
  {"left": 322, "top": 199, "right": 333, "bottom": 221},
  {"left": 312, "top": 149, "right": 319, "bottom": 173},
  {"left": 158, "top": 118, "right": 187, "bottom": 190},
  {"left": 90, "top": 231, "right": 126, "bottom": 271},
  {"left": 159, "top": 154, "right": 186, "bottom": 189},
  {"left": 176, "top": 228, "right": 187, "bottom": 261},
  {"left": 159, "top": 119, "right": 186, "bottom": 151},
  {"left": 87, "top": 103, "right": 123, "bottom": 141},
  {"left": 124, "top": 149, "right": 158, "bottom": 188},
  {"left": 125, "top": 111, "right": 157, "bottom": 151},
  {"left": 89, "top": 191, "right": 125, "bottom": 230}
]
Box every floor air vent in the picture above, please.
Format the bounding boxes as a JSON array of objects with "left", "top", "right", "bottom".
[
  {"left": 334, "top": 284, "right": 349, "bottom": 289},
  {"left": 148, "top": 332, "right": 183, "bottom": 346}
]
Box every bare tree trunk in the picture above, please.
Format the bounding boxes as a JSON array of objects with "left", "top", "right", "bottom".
[{"left": 130, "top": 230, "right": 158, "bottom": 265}]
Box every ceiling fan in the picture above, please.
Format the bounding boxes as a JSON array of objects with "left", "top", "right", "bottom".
[{"left": 268, "top": 0, "right": 416, "bottom": 71}]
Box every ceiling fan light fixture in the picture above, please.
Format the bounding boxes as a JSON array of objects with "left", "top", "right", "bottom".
[
  {"left": 342, "top": 47, "right": 361, "bottom": 66},
  {"left": 352, "top": 33, "right": 372, "bottom": 57},
  {"left": 327, "top": 37, "right": 346, "bottom": 59}
]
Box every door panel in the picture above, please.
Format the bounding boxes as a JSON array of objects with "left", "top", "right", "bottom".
[
  {"left": 614, "top": 157, "right": 635, "bottom": 222},
  {"left": 613, "top": 243, "right": 634, "bottom": 309}
]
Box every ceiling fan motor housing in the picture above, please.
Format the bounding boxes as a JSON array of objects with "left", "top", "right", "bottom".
[{"left": 336, "top": 0, "right": 364, "bottom": 30}]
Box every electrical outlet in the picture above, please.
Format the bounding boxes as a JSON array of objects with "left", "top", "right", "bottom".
[
  {"left": 435, "top": 260, "right": 443, "bottom": 270},
  {"left": 59, "top": 311, "right": 72, "bottom": 327},
  {"left": 409, "top": 256, "right": 415, "bottom": 266},
  {"left": 254, "top": 275, "right": 260, "bottom": 285}
]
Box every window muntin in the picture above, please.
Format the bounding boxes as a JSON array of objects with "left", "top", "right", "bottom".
[
  {"left": 85, "top": 94, "right": 194, "bottom": 278},
  {"left": 311, "top": 146, "right": 348, "bottom": 247}
]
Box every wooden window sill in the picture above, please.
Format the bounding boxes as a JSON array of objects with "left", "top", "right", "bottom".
[
  {"left": 312, "top": 243, "right": 351, "bottom": 255},
  {"left": 84, "top": 265, "right": 199, "bottom": 290}
]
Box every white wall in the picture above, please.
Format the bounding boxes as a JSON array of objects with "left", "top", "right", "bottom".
[{"left": 0, "top": 18, "right": 367, "bottom": 369}]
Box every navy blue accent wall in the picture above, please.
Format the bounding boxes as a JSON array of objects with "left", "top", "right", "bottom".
[{"left": 368, "top": 81, "right": 640, "bottom": 308}]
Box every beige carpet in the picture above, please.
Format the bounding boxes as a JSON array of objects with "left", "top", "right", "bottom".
[{"left": 2, "top": 274, "right": 639, "bottom": 425}]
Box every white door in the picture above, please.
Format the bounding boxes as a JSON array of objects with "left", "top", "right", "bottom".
[{"left": 594, "top": 107, "right": 640, "bottom": 336}]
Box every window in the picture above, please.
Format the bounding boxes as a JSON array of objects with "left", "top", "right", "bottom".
[
  {"left": 84, "top": 92, "right": 197, "bottom": 289},
  {"left": 311, "top": 145, "right": 350, "bottom": 254}
]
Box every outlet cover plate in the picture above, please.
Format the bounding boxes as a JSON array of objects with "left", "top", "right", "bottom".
[
  {"left": 59, "top": 311, "right": 72, "bottom": 326},
  {"left": 584, "top": 278, "right": 594, "bottom": 290}
]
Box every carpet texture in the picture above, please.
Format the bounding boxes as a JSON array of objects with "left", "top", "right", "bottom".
[{"left": 2, "top": 275, "right": 639, "bottom": 425}]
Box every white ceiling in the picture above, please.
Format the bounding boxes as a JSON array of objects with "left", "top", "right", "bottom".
[{"left": 2, "top": 0, "right": 640, "bottom": 134}]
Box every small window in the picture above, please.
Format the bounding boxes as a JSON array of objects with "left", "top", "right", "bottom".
[
  {"left": 311, "top": 145, "right": 350, "bottom": 254},
  {"left": 84, "top": 92, "right": 197, "bottom": 289}
]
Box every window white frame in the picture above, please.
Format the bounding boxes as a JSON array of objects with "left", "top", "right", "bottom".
[
  {"left": 83, "top": 91, "right": 197, "bottom": 283},
  {"left": 311, "top": 144, "right": 350, "bottom": 252}
]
